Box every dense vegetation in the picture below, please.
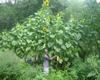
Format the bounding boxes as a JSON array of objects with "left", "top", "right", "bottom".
[{"left": 0, "top": 0, "right": 100, "bottom": 80}]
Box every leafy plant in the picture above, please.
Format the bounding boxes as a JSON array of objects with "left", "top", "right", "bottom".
[
  {"left": 72, "top": 55, "right": 100, "bottom": 80},
  {"left": 0, "top": 6, "right": 82, "bottom": 64},
  {"left": 0, "top": 50, "right": 22, "bottom": 80}
]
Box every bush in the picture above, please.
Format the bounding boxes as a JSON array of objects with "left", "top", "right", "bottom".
[
  {"left": 18, "top": 65, "right": 43, "bottom": 80},
  {"left": 1, "top": 50, "right": 100, "bottom": 80},
  {"left": 0, "top": 50, "right": 22, "bottom": 80},
  {"left": 72, "top": 55, "right": 100, "bottom": 80},
  {"left": 18, "top": 65, "right": 78, "bottom": 80}
]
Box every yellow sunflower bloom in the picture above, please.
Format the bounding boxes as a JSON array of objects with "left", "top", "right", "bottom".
[
  {"left": 43, "top": 0, "right": 49, "bottom": 7},
  {"left": 42, "top": 27, "right": 48, "bottom": 32}
]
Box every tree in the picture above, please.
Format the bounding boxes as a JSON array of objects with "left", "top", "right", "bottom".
[{"left": 0, "top": 0, "right": 42, "bottom": 31}]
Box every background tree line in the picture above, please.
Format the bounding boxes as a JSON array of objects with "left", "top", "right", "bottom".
[{"left": 0, "top": 0, "right": 42, "bottom": 31}]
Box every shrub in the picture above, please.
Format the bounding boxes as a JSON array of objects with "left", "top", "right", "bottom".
[
  {"left": 18, "top": 66, "right": 78, "bottom": 80},
  {"left": 18, "top": 65, "right": 43, "bottom": 80},
  {"left": 0, "top": 50, "right": 22, "bottom": 80},
  {"left": 72, "top": 55, "right": 100, "bottom": 80}
]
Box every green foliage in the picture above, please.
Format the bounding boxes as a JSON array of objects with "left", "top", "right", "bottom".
[
  {"left": 1, "top": 0, "right": 100, "bottom": 67},
  {"left": 0, "top": 3, "right": 16, "bottom": 31},
  {"left": 0, "top": 7, "right": 82, "bottom": 62},
  {"left": 0, "top": 0, "right": 100, "bottom": 80},
  {"left": 18, "top": 66, "right": 42, "bottom": 80},
  {"left": 47, "top": 69, "right": 78, "bottom": 80},
  {"left": 0, "top": 0, "right": 42, "bottom": 31},
  {"left": 19, "top": 66, "right": 78, "bottom": 80},
  {"left": 72, "top": 55, "right": 100, "bottom": 80},
  {"left": 0, "top": 50, "right": 100, "bottom": 80},
  {"left": 0, "top": 50, "right": 22, "bottom": 80}
]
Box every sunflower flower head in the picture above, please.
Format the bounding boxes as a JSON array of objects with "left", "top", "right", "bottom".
[{"left": 43, "top": 0, "right": 49, "bottom": 7}]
